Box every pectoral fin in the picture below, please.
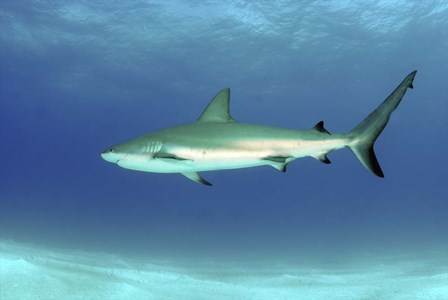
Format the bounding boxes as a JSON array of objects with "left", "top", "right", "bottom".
[
  {"left": 182, "top": 172, "right": 213, "bottom": 186},
  {"left": 155, "top": 152, "right": 191, "bottom": 161}
]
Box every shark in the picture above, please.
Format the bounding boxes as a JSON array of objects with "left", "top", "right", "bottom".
[{"left": 101, "top": 70, "right": 417, "bottom": 186}]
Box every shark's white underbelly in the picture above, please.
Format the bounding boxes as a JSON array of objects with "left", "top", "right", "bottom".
[{"left": 117, "top": 157, "right": 269, "bottom": 173}]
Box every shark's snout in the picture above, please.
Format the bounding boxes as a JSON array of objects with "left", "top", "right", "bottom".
[{"left": 101, "top": 147, "right": 120, "bottom": 163}]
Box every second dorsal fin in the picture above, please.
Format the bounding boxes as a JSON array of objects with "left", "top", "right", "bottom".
[
  {"left": 312, "top": 121, "right": 331, "bottom": 135},
  {"left": 197, "top": 88, "right": 237, "bottom": 123}
]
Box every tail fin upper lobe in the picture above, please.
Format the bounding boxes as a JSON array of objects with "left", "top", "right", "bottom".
[{"left": 348, "top": 70, "right": 417, "bottom": 177}]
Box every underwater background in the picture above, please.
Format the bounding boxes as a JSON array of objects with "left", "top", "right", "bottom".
[{"left": 1, "top": 1, "right": 447, "bottom": 299}]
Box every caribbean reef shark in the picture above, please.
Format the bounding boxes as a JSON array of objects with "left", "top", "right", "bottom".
[{"left": 101, "top": 70, "right": 417, "bottom": 186}]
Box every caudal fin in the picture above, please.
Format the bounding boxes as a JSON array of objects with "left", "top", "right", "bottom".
[{"left": 348, "top": 70, "right": 417, "bottom": 177}]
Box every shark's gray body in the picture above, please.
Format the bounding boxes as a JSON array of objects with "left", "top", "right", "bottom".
[{"left": 102, "top": 71, "right": 417, "bottom": 185}]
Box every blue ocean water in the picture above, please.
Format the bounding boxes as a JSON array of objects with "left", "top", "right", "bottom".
[{"left": 1, "top": 1, "right": 447, "bottom": 299}]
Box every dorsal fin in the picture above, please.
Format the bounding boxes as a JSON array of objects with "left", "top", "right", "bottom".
[
  {"left": 312, "top": 121, "right": 331, "bottom": 135},
  {"left": 197, "top": 88, "right": 237, "bottom": 122}
]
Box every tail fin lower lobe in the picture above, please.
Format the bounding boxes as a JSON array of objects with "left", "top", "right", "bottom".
[{"left": 348, "top": 70, "right": 417, "bottom": 177}]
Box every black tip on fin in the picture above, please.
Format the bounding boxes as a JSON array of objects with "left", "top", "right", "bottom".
[
  {"left": 201, "top": 179, "right": 213, "bottom": 186},
  {"left": 317, "top": 154, "right": 331, "bottom": 164},
  {"left": 322, "top": 156, "right": 331, "bottom": 164},
  {"left": 280, "top": 164, "right": 287, "bottom": 172},
  {"left": 182, "top": 172, "right": 213, "bottom": 186},
  {"left": 406, "top": 70, "right": 417, "bottom": 89},
  {"left": 369, "top": 148, "right": 384, "bottom": 178},
  {"left": 365, "top": 147, "right": 384, "bottom": 177},
  {"left": 263, "top": 156, "right": 289, "bottom": 172},
  {"left": 312, "top": 121, "right": 331, "bottom": 135},
  {"left": 349, "top": 146, "right": 384, "bottom": 178}
]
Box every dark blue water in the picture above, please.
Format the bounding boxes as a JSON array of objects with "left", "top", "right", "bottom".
[{"left": 1, "top": 0, "right": 447, "bottom": 278}]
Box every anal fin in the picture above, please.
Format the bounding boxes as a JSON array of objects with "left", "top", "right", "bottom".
[
  {"left": 182, "top": 172, "right": 213, "bottom": 186},
  {"left": 316, "top": 154, "right": 331, "bottom": 164}
]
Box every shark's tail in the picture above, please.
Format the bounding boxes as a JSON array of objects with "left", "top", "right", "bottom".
[{"left": 347, "top": 70, "right": 417, "bottom": 177}]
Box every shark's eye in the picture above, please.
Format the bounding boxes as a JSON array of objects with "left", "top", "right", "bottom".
[{"left": 109, "top": 148, "right": 114, "bottom": 153}]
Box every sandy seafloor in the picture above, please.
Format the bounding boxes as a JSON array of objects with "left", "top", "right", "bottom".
[{"left": 1, "top": 239, "right": 447, "bottom": 300}]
